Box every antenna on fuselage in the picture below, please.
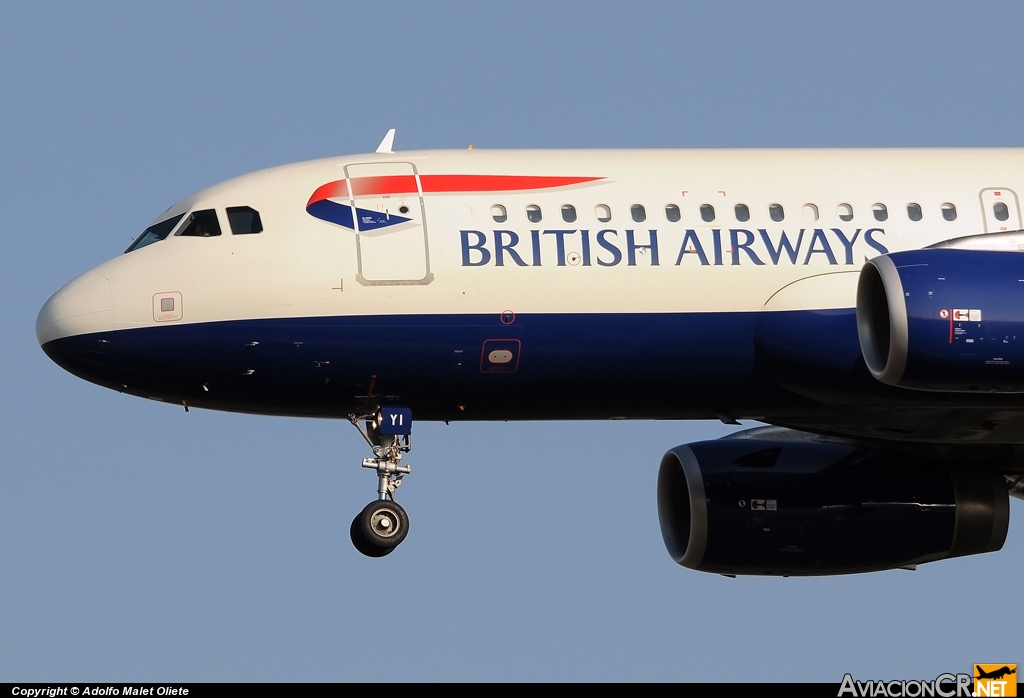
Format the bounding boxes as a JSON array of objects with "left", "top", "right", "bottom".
[{"left": 375, "top": 128, "right": 396, "bottom": 154}]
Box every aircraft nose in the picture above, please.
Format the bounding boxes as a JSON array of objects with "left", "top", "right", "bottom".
[{"left": 36, "top": 271, "right": 113, "bottom": 347}]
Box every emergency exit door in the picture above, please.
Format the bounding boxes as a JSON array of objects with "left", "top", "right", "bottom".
[{"left": 980, "top": 188, "right": 1022, "bottom": 233}]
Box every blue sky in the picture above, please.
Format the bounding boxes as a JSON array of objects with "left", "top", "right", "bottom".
[{"left": 1, "top": 1, "right": 1021, "bottom": 681}]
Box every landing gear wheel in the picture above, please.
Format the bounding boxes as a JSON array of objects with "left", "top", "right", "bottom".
[
  {"left": 350, "top": 516, "right": 395, "bottom": 558},
  {"left": 358, "top": 499, "right": 409, "bottom": 549}
]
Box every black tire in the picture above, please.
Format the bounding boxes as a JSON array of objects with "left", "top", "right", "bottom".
[
  {"left": 350, "top": 515, "right": 394, "bottom": 558},
  {"left": 358, "top": 499, "right": 410, "bottom": 549}
]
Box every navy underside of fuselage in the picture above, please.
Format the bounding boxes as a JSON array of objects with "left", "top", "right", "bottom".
[{"left": 41, "top": 309, "right": 897, "bottom": 421}]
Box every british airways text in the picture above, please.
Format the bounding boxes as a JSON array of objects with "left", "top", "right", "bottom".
[{"left": 459, "top": 228, "right": 888, "bottom": 267}]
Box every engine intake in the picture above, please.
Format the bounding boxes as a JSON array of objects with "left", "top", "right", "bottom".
[
  {"left": 657, "top": 430, "right": 1009, "bottom": 576},
  {"left": 857, "top": 249, "right": 1024, "bottom": 391}
]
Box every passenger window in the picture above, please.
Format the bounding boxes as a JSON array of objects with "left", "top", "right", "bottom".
[
  {"left": 700, "top": 204, "right": 716, "bottom": 222},
  {"left": 227, "top": 206, "right": 263, "bottom": 234},
  {"left": 631, "top": 204, "right": 646, "bottom": 222},
  {"left": 872, "top": 204, "right": 888, "bottom": 222},
  {"left": 769, "top": 204, "right": 785, "bottom": 222},
  {"left": 177, "top": 209, "right": 222, "bottom": 237},
  {"left": 838, "top": 203, "right": 854, "bottom": 222},
  {"left": 994, "top": 202, "right": 1010, "bottom": 222},
  {"left": 907, "top": 203, "right": 922, "bottom": 222},
  {"left": 734, "top": 204, "right": 750, "bottom": 222},
  {"left": 942, "top": 203, "right": 957, "bottom": 221},
  {"left": 665, "top": 204, "right": 681, "bottom": 222},
  {"left": 595, "top": 204, "right": 611, "bottom": 222},
  {"left": 802, "top": 204, "right": 819, "bottom": 222},
  {"left": 491, "top": 205, "right": 507, "bottom": 223},
  {"left": 561, "top": 204, "right": 577, "bottom": 223},
  {"left": 526, "top": 205, "right": 542, "bottom": 223},
  {"left": 125, "top": 213, "right": 185, "bottom": 253}
]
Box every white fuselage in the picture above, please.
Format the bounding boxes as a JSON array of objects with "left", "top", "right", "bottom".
[{"left": 37, "top": 148, "right": 1024, "bottom": 341}]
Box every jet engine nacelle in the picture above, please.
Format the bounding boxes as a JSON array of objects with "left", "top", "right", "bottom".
[
  {"left": 857, "top": 249, "right": 1024, "bottom": 392},
  {"left": 656, "top": 430, "right": 1009, "bottom": 576}
]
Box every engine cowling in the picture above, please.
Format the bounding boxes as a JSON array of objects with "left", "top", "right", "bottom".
[
  {"left": 857, "top": 248, "right": 1024, "bottom": 391},
  {"left": 656, "top": 429, "right": 1009, "bottom": 576}
]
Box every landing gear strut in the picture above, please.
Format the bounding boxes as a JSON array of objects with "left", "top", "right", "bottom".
[{"left": 347, "top": 406, "right": 413, "bottom": 557}]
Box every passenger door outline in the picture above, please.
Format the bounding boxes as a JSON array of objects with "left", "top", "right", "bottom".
[{"left": 345, "top": 161, "right": 434, "bottom": 286}]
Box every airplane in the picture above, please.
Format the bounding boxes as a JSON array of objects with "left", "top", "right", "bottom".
[
  {"left": 36, "top": 129, "right": 1024, "bottom": 574},
  {"left": 975, "top": 667, "right": 1017, "bottom": 681}
]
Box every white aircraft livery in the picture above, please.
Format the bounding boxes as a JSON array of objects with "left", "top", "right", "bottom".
[{"left": 36, "top": 133, "right": 1024, "bottom": 573}]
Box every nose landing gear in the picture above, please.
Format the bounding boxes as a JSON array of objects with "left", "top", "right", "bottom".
[{"left": 348, "top": 406, "right": 413, "bottom": 557}]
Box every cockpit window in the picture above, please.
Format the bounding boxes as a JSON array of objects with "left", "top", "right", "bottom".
[
  {"left": 177, "top": 209, "right": 222, "bottom": 237},
  {"left": 125, "top": 213, "right": 185, "bottom": 253},
  {"left": 227, "top": 206, "right": 263, "bottom": 234}
]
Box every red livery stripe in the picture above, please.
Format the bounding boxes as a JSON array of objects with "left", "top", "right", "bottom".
[
  {"left": 307, "top": 180, "right": 349, "bottom": 206},
  {"left": 351, "top": 174, "right": 418, "bottom": 197},
  {"left": 419, "top": 174, "right": 602, "bottom": 193},
  {"left": 306, "top": 174, "right": 602, "bottom": 206}
]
